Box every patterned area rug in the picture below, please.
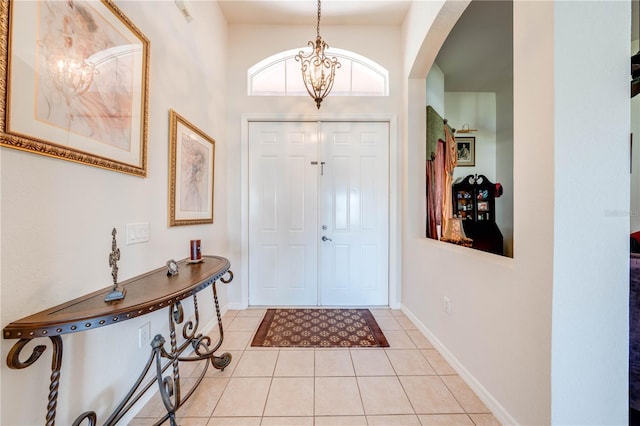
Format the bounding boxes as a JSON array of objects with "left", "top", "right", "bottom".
[{"left": 251, "top": 308, "right": 389, "bottom": 348}]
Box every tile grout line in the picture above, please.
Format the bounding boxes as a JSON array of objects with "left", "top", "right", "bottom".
[{"left": 134, "top": 309, "right": 500, "bottom": 425}]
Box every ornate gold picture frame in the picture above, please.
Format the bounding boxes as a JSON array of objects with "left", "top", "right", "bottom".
[
  {"left": 0, "top": 0, "right": 150, "bottom": 176},
  {"left": 168, "top": 110, "right": 215, "bottom": 226}
]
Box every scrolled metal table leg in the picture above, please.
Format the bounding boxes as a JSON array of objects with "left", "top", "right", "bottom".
[
  {"left": 7, "top": 338, "right": 47, "bottom": 369},
  {"left": 152, "top": 334, "right": 178, "bottom": 426},
  {"left": 7, "top": 338, "right": 61, "bottom": 426},
  {"left": 71, "top": 411, "right": 97, "bottom": 426},
  {"left": 45, "top": 336, "right": 63, "bottom": 426},
  {"left": 209, "top": 271, "right": 234, "bottom": 370}
]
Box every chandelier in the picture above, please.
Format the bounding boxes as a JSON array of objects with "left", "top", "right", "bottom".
[{"left": 295, "top": 0, "right": 340, "bottom": 109}]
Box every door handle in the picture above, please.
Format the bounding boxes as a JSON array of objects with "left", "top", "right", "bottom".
[{"left": 322, "top": 236, "right": 332, "bottom": 242}]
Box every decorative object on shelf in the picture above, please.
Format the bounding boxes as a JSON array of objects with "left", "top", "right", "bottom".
[
  {"left": 190, "top": 239, "right": 202, "bottom": 261},
  {"left": 105, "top": 228, "right": 127, "bottom": 302},
  {"left": 455, "top": 136, "right": 475, "bottom": 167},
  {"left": 294, "top": 0, "right": 340, "bottom": 109},
  {"left": 440, "top": 217, "right": 473, "bottom": 247},
  {"left": 166, "top": 259, "right": 179, "bottom": 276},
  {"left": 0, "top": 0, "right": 150, "bottom": 176},
  {"left": 455, "top": 123, "right": 478, "bottom": 134},
  {"left": 169, "top": 109, "right": 215, "bottom": 226}
]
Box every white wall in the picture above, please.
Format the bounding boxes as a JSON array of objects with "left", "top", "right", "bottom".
[
  {"left": 0, "top": 2, "right": 230, "bottom": 424},
  {"left": 224, "top": 24, "right": 404, "bottom": 309},
  {"left": 402, "top": 0, "right": 629, "bottom": 424},
  {"left": 495, "top": 81, "right": 514, "bottom": 257},
  {"left": 426, "top": 63, "right": 445, "bottom": 114},
  {"left": 447, "top": 92, "right": 497, "bottom": 183},
  {"left": 551, "top": 1, "right": 629, "bottom": 424}
]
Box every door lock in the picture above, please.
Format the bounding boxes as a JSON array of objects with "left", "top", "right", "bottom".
[{"left": 322, "top": 236, "right": 332, "bottom": 242}]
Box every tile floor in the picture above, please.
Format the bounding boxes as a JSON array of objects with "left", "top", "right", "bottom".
[{"left": 130, "top": 308, "right": 501, "bottom": 426}]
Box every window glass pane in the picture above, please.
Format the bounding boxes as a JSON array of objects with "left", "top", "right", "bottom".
[
  {"left": 331, "top": 59, "right": 351, "bottom": 96},
  {"left": 248, "top": 48, "right": 388, "bottom": 97},
  {"left": 351, "top": 62, "right": 386, "bottom": 96},
  {"left": 251, "top": 61, "right": 286, "bottom": 95},
  {"left": 285, "top": 58, "right": 308, "bottom": 96}
]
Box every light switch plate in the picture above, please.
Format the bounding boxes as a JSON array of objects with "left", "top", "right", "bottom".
[{"left": 126, "top": 222, "right": 150, "bottom": 245}]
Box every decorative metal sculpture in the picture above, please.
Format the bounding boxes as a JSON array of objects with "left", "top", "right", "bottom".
[{"left": 104, "top": 228, "right": 126, "bottom": 302}]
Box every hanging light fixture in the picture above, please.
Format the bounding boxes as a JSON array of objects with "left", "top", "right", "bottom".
[{"left": 295, "top": 0, "right": 340, "bottom": 109}]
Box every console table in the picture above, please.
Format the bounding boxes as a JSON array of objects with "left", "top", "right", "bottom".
[{"left": 3, "top": 255, "right": 233, "bottom": 426}]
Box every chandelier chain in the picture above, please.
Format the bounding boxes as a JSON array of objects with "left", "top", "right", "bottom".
[{"left": 317, "top": 0, "right": 321, "bottom": 38}]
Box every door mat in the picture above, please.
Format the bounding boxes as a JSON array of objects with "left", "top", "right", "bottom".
[{"left": 250, "top": 308, "right": 389, "bottom": 348}]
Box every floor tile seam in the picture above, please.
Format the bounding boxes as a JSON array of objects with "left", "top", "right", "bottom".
[
  {"left": 260, "top": 376, "right": 276, "bottom": 418},
  {"left": 432, "top": 375, "right": 469, "bottom": 414},
  {"left": 207, "top": 373, "right": 234, "bottom": 419},
  {"left": 395, "top": 374, "right": 464, "bottom": 417},
  {"left": 381, "top": 345, "right": 402, "bottom": 377},
  {"left": 271, "top": 349, "right": 281, "bottom": 376},
  {"left": 347, "top": 347, "right": 359, "bottom": 379},
  {"left": 354, "top": 375, "right": 417, "bottom": 417},
  {"left": 312, "top": 367, "right": 316, "bottom": 420},
  {"left": 388, "top": 347, "right": 439, "bottom": 376},
  {"left": 352, "top": 370, "right": 370, "bottom": 418}
]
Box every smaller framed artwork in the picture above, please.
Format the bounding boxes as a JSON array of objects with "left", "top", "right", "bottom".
[
  {"left": 168, "top": 110, "right": 215, "bottom": 226},
  {"left": 456, "top": 137, "right": 475, "bottom": 167}
]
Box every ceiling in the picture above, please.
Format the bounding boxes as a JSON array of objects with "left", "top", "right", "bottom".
[
  {"left": 435, "top": 1, "right": 512, "bottom": 92},
  {"left": 217, "top": 0, "right": 412, "bottom": 26},
  {"left": 215, "top": 0, "right": 512, "bottom": 92}
]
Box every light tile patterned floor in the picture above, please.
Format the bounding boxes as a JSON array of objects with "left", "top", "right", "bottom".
[{"left": 130, "top": 309, "right": 501, "bottom": 426}]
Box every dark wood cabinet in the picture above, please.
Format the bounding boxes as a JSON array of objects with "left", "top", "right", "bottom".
[{"left": 453, "top": 174, "right": 504, "bottom": 255}]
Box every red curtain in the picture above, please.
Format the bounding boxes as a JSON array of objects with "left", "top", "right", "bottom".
[{"left": 426, "top": 140, "right": 445, "bottom": 239}]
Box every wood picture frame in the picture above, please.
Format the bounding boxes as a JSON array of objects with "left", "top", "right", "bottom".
[
  {"left": 0, "top": 0, "right": 150, "bottom": 176},
  {"left": 168, "top": 109, "right": 215, "bottom": 226},
  {"left": 456, "top": 136, "right": 475, "bottom": 167}
]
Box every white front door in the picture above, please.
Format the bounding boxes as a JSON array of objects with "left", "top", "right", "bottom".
[
  {"left": 318, "top": 122, "right": 389, "bottom": 306},
  {"left": 248, "top": 122, "right": 319, "bottom": 305},
  {"left": 248, "top": 121, "right": 389, "bottom": 306}
]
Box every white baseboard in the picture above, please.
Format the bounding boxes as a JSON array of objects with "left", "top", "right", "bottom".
[
  {"left": 227, "top": 302, "right": 246, "bottom": 310},
  {"left": 401, "top": 305, "right": 518, "bottom": 426}
]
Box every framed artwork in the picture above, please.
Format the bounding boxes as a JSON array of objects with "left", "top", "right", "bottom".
[
  {"left": 0, "top": 1, "right": 150, "bottom": 176},
  {"left": 168, "top": 110, "right": 215, "bottom": 226},
  {"left": 456, "top": 137, "right": 475, "bottom": 166}
]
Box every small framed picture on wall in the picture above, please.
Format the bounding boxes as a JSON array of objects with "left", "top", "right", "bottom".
[{"left": 456, "top": 137, "right": 475, "bottom": 167}]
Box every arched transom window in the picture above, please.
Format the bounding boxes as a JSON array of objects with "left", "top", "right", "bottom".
[{"left": 248, "top": 48, "right": 389, "bottom": 97}]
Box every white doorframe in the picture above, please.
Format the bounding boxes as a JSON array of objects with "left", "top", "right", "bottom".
[{"left": 237, "top": 113, "right": 400, "bottom": 309}]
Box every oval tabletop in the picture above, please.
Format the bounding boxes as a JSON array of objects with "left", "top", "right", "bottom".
[{"left": 3, "top": 256, "right": 230, "bottom": 340}]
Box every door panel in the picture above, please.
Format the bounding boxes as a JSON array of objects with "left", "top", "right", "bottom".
[
  {"left": 319, "top": 122, "right": 389, "bottom": 306},
  {"left": 248, "top": 121, "right": 389, "bottom": 306},
  {"left": 249, "top": 122, "right": 318, "bottom": 305}
]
